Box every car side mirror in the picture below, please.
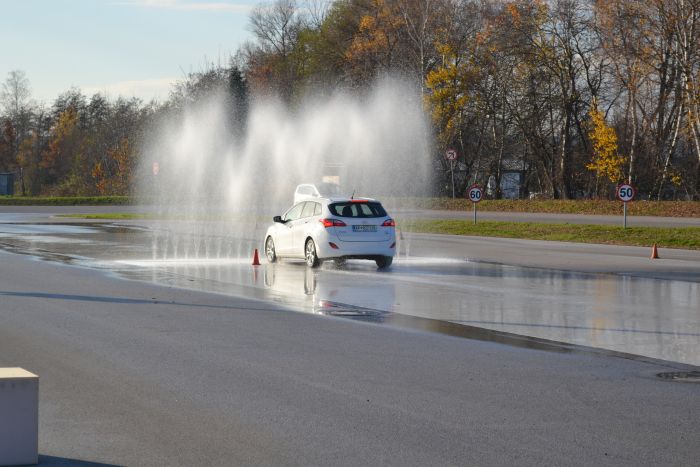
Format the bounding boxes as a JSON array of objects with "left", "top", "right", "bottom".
[{"left": 273, "top": 215, "right": 284, "bottom": 223}]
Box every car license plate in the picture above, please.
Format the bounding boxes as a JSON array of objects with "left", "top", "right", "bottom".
[{"left": 352, "top": 225, "right": 377, "bottom": 232}]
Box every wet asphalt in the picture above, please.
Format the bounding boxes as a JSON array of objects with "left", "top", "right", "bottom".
[
  {"left": 0, "top": 209, "right": 699, "bottom": 465},
  {"left": 1, "top": 250, "right": 699, "bottom": 466}
]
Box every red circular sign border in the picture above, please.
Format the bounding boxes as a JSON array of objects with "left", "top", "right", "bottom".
[
  {"left": 468, "top": 184, "right": 483, "bottom": 204},
  {"left": 616, "top": 183, "right": 637, "bottom": 203}
]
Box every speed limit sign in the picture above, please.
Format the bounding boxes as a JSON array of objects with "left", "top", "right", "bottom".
[
  {"left": 616, "top": 184, "right": 636, "bottom": 202},
  {"left": 616, "top": 183, "right": 636, "bottom": 228},
  {"left": 468, "top": 185, "right": 483, "bottom": 203}
]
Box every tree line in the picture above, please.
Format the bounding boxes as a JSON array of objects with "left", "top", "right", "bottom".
[{"left": 2, "top": 0, "right": 700, "bottom": 200}]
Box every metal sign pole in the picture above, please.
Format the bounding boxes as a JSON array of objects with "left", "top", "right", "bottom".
[
  {"left": 468, "top": 185, "right": 483, "bottom": 224},
  {"left": 451, "top": 160, "right": 455, "bottom": 199},
  {"left": 623, "top": 202, "right": 627, "bottom": 229}
]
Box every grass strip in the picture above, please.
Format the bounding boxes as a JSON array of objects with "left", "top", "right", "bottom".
[
  {"left": 400, "top": 219, "right": 700, "bottom": 250},
  {"left": 0, "top": 196, "right": 135, "bottom": 206},
  {"left": 389, "top": 198, "right": 700, "bottom": 217}
]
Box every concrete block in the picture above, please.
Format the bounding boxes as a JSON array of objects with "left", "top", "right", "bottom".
[{"left": 0, "top": 368, "right": 38, "bottom": 466}]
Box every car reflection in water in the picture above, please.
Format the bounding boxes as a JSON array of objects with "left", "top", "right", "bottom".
[{"left": 261, "top": 263, "right": 395, "bottom": 322}]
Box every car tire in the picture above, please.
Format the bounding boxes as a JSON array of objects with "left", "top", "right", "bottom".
[
  {"left": 265, "top": 236, "right": 277, "bottom": 263},
  {"left": 375, "top": 256, "right": 393, "bottom": 269},
  {"left": 305, "top": 239, "right": 321, "bottom": 268}
]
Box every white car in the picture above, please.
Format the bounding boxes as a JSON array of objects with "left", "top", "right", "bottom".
[
  {"left": 293, "top": 183, "right": 343, "bottom": 204},
  {"left": 264, "top": 197, "right": 396, "bottom": 268}
]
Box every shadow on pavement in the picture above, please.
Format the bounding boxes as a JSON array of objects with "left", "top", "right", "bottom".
[{"left": 38, "top": 455, "right": 124, "bottom": 466}]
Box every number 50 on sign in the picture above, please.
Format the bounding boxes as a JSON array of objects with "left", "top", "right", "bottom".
[{"left": 616, "top": 184, "right": 636, "bottom": 202}]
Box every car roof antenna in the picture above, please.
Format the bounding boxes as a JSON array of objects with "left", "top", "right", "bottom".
[{"left": 351, "top": 189, "right": 355, "bottom": 199}]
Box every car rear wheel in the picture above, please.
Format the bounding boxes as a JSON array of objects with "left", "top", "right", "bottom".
[
  {"left": 265, "top": 236, "right": 277, "bottom": 263},
  {"left": 375, "top": 256, "right": 393, "bottom": 269},
  {"left": 305, "top": 239, "right": 321, "bottom": 268}
]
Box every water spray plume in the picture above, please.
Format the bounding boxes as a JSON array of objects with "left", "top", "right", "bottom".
[{"left": 139, "top": 78, "right": 433, "bottom": 260}]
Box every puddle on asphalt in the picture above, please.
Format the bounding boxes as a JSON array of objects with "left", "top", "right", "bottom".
[{"left": 0, "top": 221, "right": 699, "bottom": 368}]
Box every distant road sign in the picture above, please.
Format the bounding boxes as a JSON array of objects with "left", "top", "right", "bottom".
[
  {"left": 616, "top": 183, "right": 636, "bottom": 202},
  {"left": 468, "top": 185, "right": 483, "bottom": 203},
  {"left": 152, "top": 162, "right": 160, "bottom": 176},
  {"left": 445, "top": 149, "right": 457, "bottom": 161}
]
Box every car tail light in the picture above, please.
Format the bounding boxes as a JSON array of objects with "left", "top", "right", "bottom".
[
  {"left": 350, "top": 199, "right": 368, "bottom": 203},
  {"left": 329, "top": 242, "right": 339, "bottom": 249},
  {"left": 320, "top": 218, "right": 346, "bottom": 228},
  {"left": 382, "top": 218, "right": 396, "bottom": 227}
]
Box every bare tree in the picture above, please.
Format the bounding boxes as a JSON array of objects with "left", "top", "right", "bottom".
[
  {"left": 668, "top": 0, "right": 700, "bottom": 198},
  {"left": 305, "top": 0, "right": 331, "bottom": 29},
  {"left": 1, "top": 70, "right": 33, "bottom": 192},
  {"left": 248, "top": 0, "right": 307, "bottom": 100},
  {"left": 396, "top": 0, "right": 447, "bottom": 94},
  {"left": 1, "top": 70, "right": 32, "bottom": 118},
  {"left": 250, "top": 0, "right": 304, "bottom": 57}
]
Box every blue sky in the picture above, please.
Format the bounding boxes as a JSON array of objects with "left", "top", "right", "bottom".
[{"left": 0, "top": 0, "right": 255, "bottom": 104}]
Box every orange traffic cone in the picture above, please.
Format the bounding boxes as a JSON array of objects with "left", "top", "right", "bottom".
[
  {"left": 252, "top": 248, "right": 261, "bottom": 266},
  {"left": 650, "top": 243, "right": 659, "bottom": 260}
]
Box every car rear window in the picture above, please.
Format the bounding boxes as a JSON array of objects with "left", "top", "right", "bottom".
[{"left": 329, "top": 202, "right": 387, "bottom": 218}]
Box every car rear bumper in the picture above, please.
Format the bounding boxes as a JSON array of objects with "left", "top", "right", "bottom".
[{"left": 316, "top": 237, "right": 395, "bottom": 259}]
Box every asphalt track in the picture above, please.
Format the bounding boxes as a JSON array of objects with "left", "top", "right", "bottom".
[
  {"left": 0, "top": 207, "right": 699, "bottom": 465},
  {"left": 1, "top": 251, "right": 698, "bottom": 466}
]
